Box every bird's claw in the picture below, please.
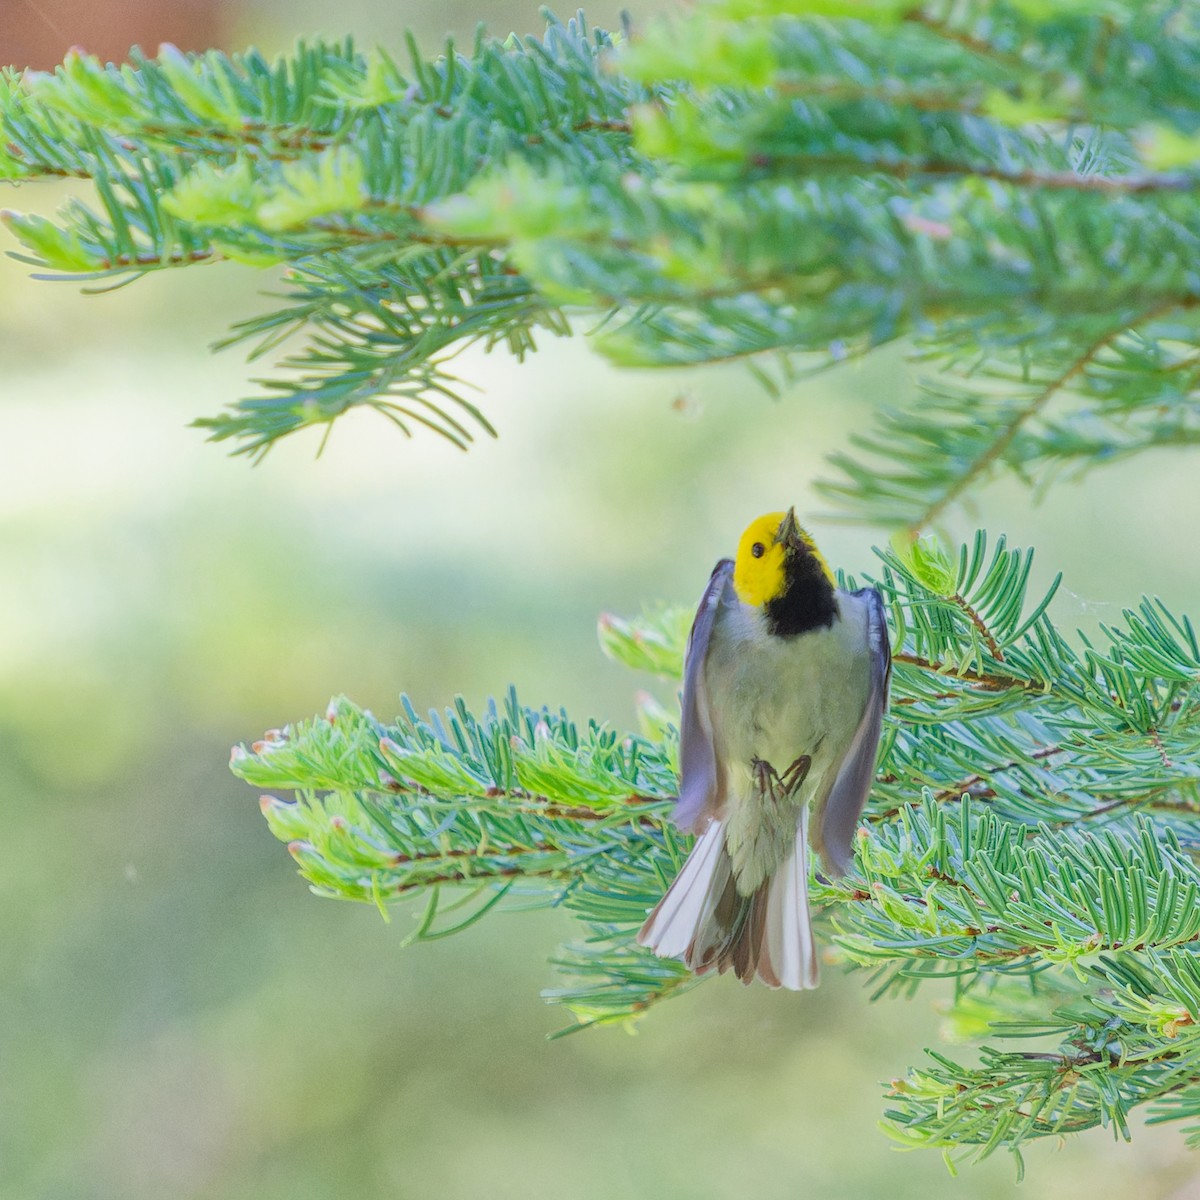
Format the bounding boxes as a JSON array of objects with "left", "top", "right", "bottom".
[{"left": 751, "top": 753, "right": 812, "bottom": 804}]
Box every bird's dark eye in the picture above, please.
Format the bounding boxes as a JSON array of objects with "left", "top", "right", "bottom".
[{"left": 751, "top": 542, "right": 765, "bottom": 558}]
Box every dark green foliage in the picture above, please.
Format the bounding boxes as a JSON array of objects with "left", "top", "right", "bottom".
[
  {"left": 4, "top": 2, "right": 1200, "bottom": 514},
  {"left": 2, "top": 22, "right": 645, "bottom": 455},
  {"left": 9, "top": 0, "right": 1200, "bottom": 1171},
  {"left": 232, "top": 531, "right": 1200, "bottom": 1162}
]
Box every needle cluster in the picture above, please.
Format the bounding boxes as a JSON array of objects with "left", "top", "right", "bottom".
[
  {"left": 233, "top": 531, "right": 1200, "bottom": 1166},
  {"left": 7, "top": 1, "right": 1200, "bottom": 1170},
  {"left": 3, "top": 2, "right": 1199, "bottom": 506}
]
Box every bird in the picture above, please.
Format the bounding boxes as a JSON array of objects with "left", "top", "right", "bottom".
[{"left": 637, "top": 508, "right": 891, "bottom": 990}]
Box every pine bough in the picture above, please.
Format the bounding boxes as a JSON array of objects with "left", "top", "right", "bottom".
[
  {"left": 3, "top": 4, "right": 1200, "bottom": 524},
  {"left": 234, "top": 532, "right": 1200, "bottom": 1167},
  {"left": 6, "top": 0, "right": 1200, "bottom": 1170}
]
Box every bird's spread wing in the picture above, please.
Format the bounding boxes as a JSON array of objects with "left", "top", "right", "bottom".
[
  {"left": 819, "top": 587, "right": 892, "bottom": 875},
  {"left": 672, "top": 558, "right": 734, "bottom": 833}
]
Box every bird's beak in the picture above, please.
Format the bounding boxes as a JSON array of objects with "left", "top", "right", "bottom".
[{"left": 775, "top": 507, "right": 805, "bottom": 553}]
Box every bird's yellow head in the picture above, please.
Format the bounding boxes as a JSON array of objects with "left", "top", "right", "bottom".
[{"left": 732, "top": 509, "right": 834, "bottom": 607}]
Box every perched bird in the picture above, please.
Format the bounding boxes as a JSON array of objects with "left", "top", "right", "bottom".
[{"left": 638, "top": 509, "right": 891, "bottom": 990}]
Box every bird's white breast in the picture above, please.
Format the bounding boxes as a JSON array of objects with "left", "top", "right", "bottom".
[{"left": 702, "top": 588, "right": 874, "bottom": 887}]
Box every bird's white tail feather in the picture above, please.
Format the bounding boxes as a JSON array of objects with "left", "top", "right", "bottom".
[
  {"left": 639, "top": 812, "right": 820, "bottom": 991},
  {"left": 637, "top": 819, "right": 731, "bottom": 960},
  {"left": 763, "top": 807, "right": 819, "bottom": 990}
]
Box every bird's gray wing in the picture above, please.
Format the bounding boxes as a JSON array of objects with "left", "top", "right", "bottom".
[
  {"left": 818, "top": 587, "right": 892, "bottom": 875},
  {"left": 671, "top": 558, "right": 735, "bottom": 833}
]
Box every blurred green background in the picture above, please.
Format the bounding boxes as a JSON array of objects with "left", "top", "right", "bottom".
[{"left": 3, "top": 3, "right": 1200, "bottom": 1198}]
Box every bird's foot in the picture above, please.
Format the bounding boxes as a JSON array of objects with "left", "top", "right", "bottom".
[
  {"left": 750, "top": 756, "right": 781, "bottom": 805},
  {"left": 751, "top": 754, "right": 811, "bottom": 805},
  {"left": 780, "top": 754, "right": 812, "bottom": 797}
]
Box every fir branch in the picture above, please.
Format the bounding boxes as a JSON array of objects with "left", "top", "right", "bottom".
[
  {"left": 7, "top": 0, "right": 1200, "bottom": 1165},
  {"left": 8, "top": 2, "right": 1200, "bottom": 486},
  {"left": 908, "top": 310, "right": 1161, "bottom": 534},
  {"left": 232, "top": 526, "right": 1200, "bottom": 1158},
  {"left": 742, "top": 154, "right": 1198, "bottom": 195},
  {"left": 819, "top": 302, "right": 1200, "bottom": 529},
  {"left": 901, "top": 9, "right": 1028, "bottom": 71},
  {"left": 891, "top": 653, "right": 1036, "bottom": 693},
  {"left": 886, "top": 949, "right": 1200, "bottom": 1162}
]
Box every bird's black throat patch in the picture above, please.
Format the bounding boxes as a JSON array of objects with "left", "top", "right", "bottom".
[{"left": 764, "top": 552, "right": 838, "bottom": 637}]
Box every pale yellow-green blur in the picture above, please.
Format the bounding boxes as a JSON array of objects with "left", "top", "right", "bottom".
[{"left": 3, "top": 4, "right": 1200, "bottom": 1198}]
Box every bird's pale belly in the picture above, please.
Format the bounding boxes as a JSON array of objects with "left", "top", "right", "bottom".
[{"left": 703, "top": 600, "right": 872, "bottom": 889}]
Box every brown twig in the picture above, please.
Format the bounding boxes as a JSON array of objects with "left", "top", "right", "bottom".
[
  {"left": 1048, "top": 784, "right": 1200, "bottom": 828},
  {"left": 910, "top": 301, "right": 1189, "bottom": 533},
  {"left": 419, "top": 781, "right": 670, "bottom": 828},
  {"left": 390, "top": 843, "right": 554, "bottom": 866},
  {"left": 748, "top": 151, "right": 1198, "bottom": 195},
  {"left": 902, "top": 9, "right": 1029, "bottom": 72},
  {"left": 774, "top": 79, "right": 984, "bottom": 114},
  {"left": 1150, "top": 726, "right": 1174, "bottom": 769},
  {"left": 387, "top": 861, "right": 562, "bottom": 893},
  {"left": 98, "top": 247, "right": 218, "bottom": 269},
  {"left": 949, "top": 591, "right": 1005, "bottom": 660},
  {"left": 870, "top": 745, "right": 1066, "bottom": 821},
  {"left": 891, "top": 651, "right": 1039, "bottom": 692}
]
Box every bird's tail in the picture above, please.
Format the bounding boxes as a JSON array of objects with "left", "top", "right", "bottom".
[{"left": 637, "top": 811, "right": 819, "bottom": 990}]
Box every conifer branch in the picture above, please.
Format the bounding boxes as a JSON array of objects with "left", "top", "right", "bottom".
[
  {"left": 4, "top": 2, "right": 1200, "bottom": 501},
  {"left": 7, "top": 0, "right": 1200, "bottom": 1171},
  {"left": 890, "top": 653, "right": 1036, "bottom": 693},
  {"left": 742, "top": 154, "right": 1198, "bottom": 194},
  {"left": 905, "top": 308, "right": 1171, "bottom": 534},
  {"left": 232, "top": 528, "right": 1200, "bottom": 1162},
  {"left": 900, "top": 9, "right": 1027, "bottom": 70}
]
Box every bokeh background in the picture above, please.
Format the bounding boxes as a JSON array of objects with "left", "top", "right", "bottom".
[{"left": 3, "top": 3, "right": 1200, "bottom": 1197}]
